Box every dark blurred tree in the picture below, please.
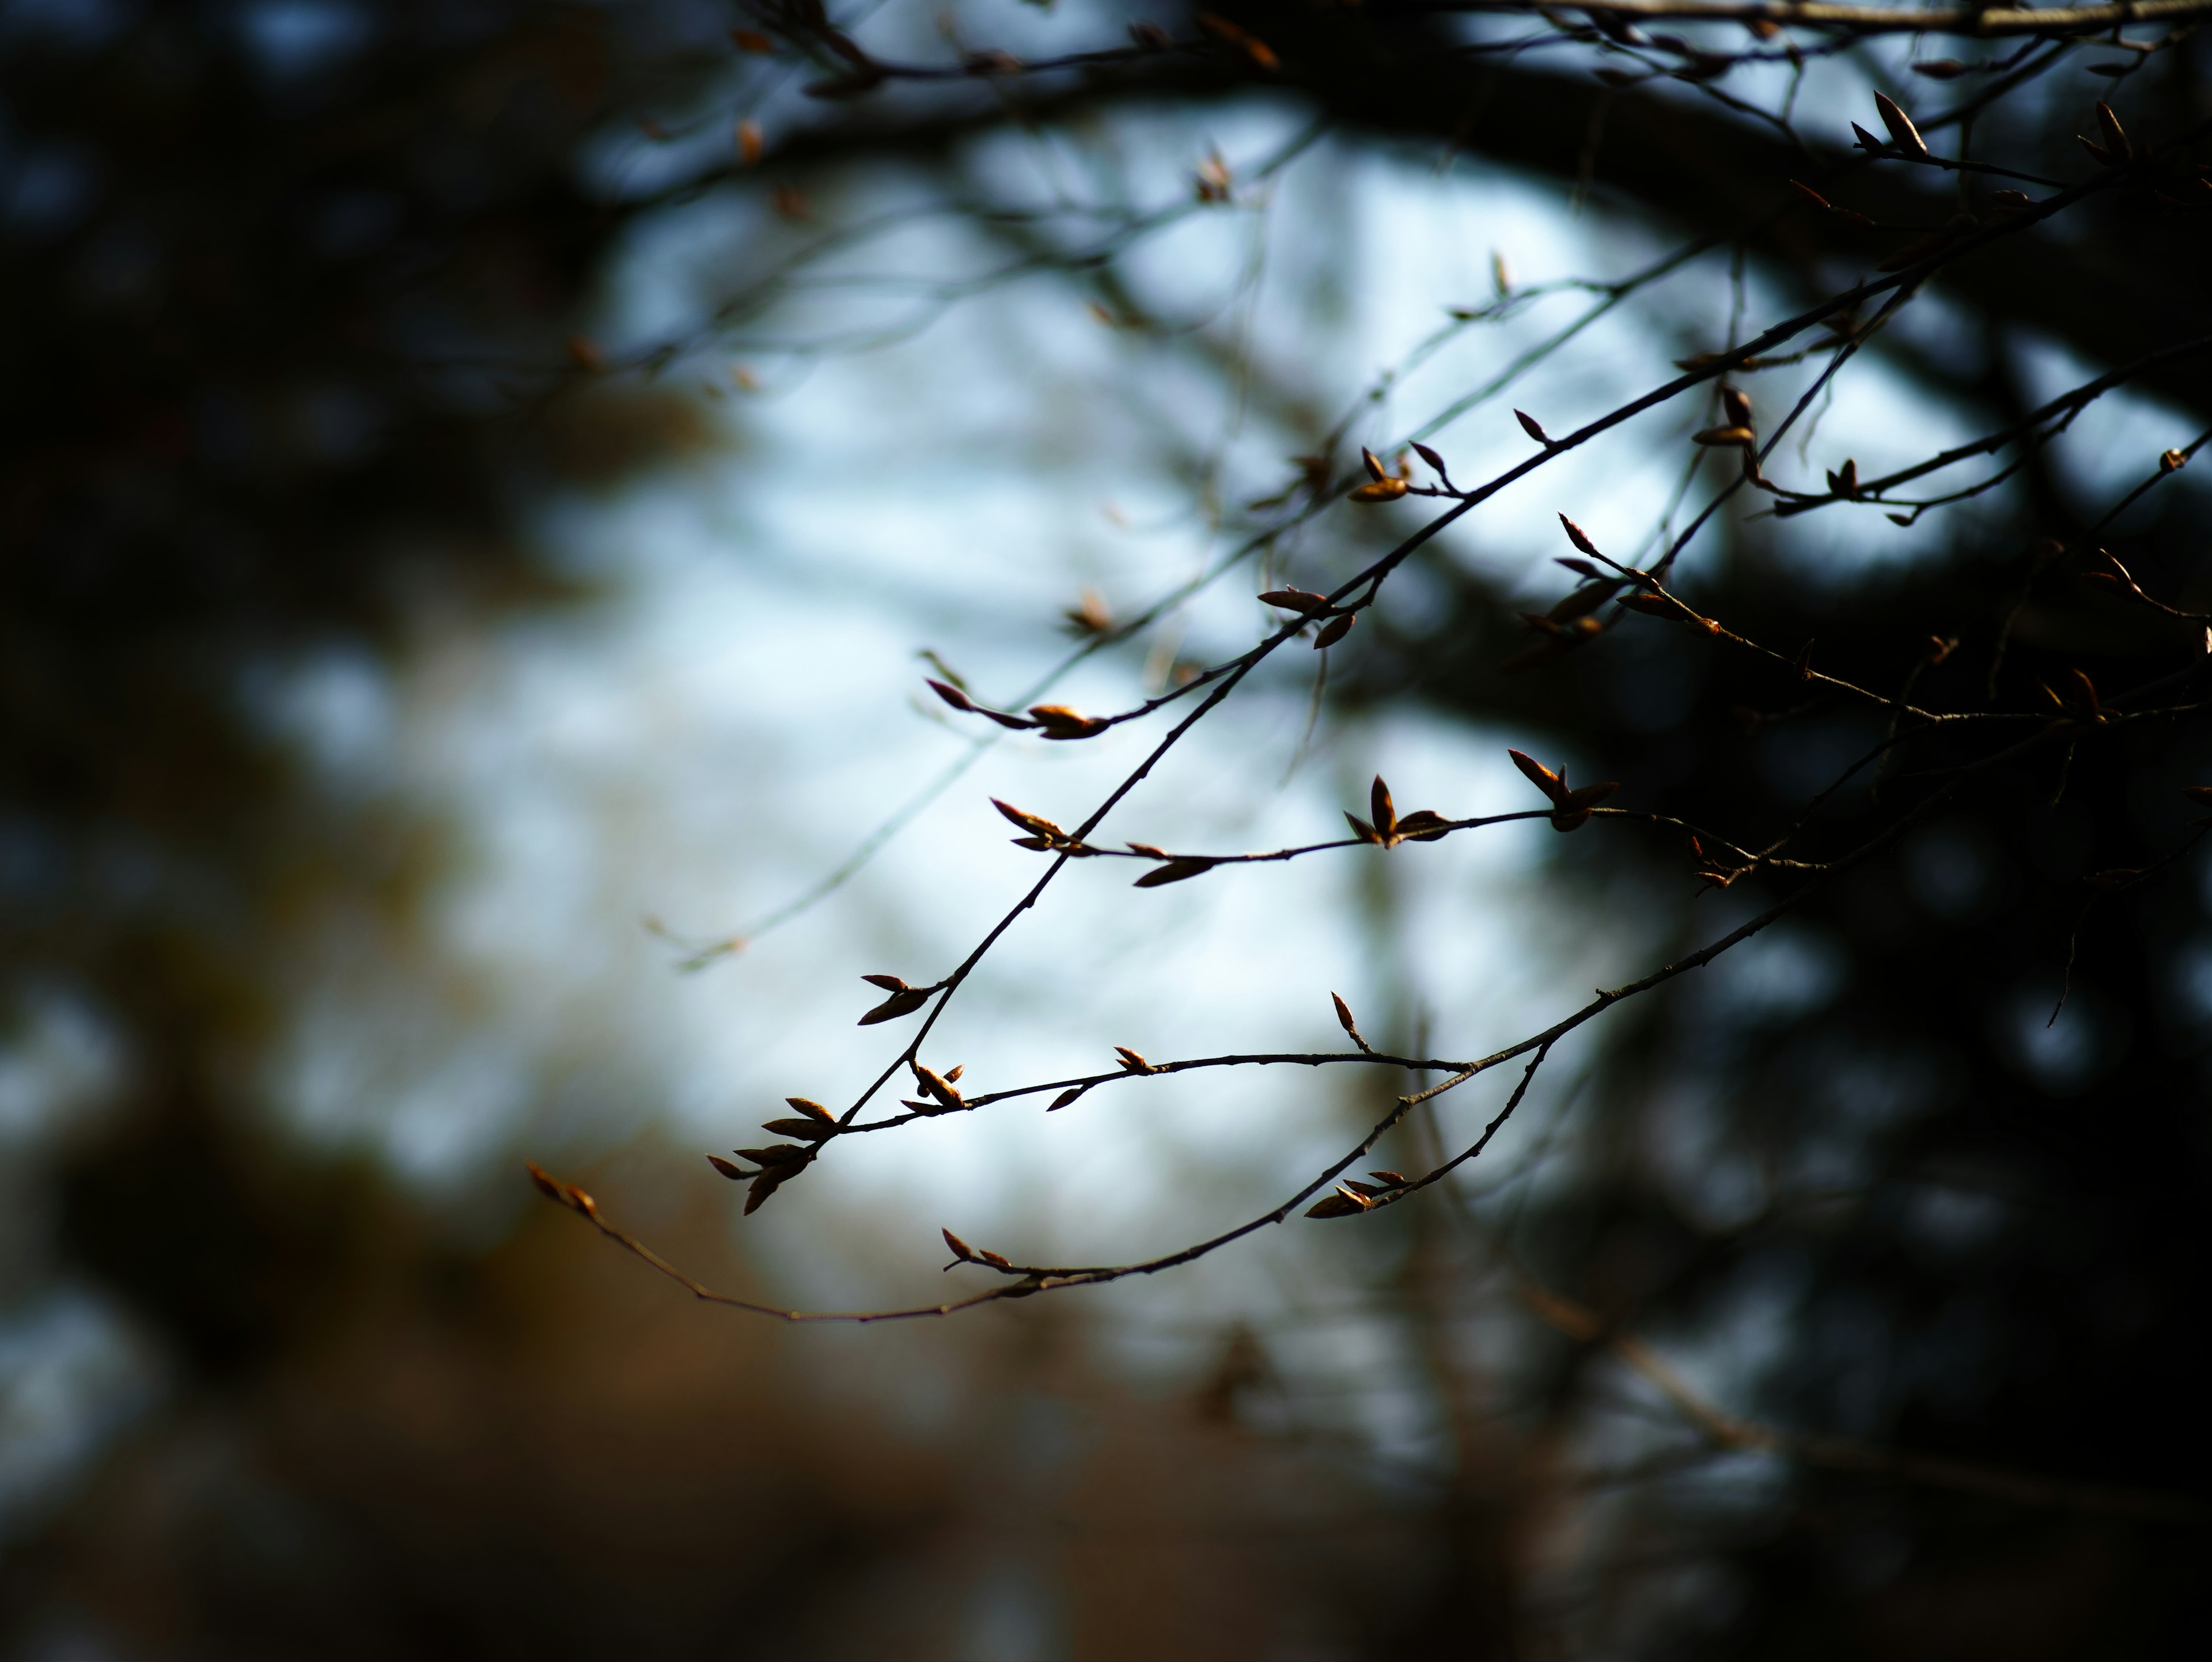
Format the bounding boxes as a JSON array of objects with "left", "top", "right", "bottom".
[{"left": 9, "top": 1, "right": 2212, "bottom": 1657}]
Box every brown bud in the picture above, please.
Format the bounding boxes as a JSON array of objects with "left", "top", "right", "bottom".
[
  {"left": 734, "top": 1144, "right": 809, "bottom": 1167},
  {"left": 786, "top": 1097, "right": 835, "bottom": 1123},
  {"left": 1344, "top": 812, "right": 1380, "bottom": 844},
  {"left": 1558, "top": 514, "right": 1601, "bottom": 558},
  {"left": 926, "top": 678, "right": 976, "bottom": 713},
  {"left": 1693, "top": 425, "right": 1756, "bottom": 448},
  {"left": 1047, "top": 1088, "right": 1082, "bottom": 1111},
  {"left": 1508, "top": 748, "right": 1567, "bottom": 803},
  {"left": 1394, "top": 809, "right": 1451, "bottom": 841},
  {"left": 1305, "top": 1186, "right": 1374, "bottom": 1219},
  {"left": 1873, "top": 92, "right": 1930, "bottom": 158},
  {"left": 527, "top": 1162, "right": 563, "bottom": 1201},
  {"left": 1115, "top": 1046, "right": 1152, "bottom": 1073},
  {"left": 1029, "top": 705, "right": 1108, "bottom": 740},
  {"left": 1721, "top": 385, "right": 1753, "bottom": 428},
  {"left": 1369, "top": 776, "right": 1396, "bottom": 841},
  {"left": 1411, "top": 441, "right": 1447, "bottom": 476},
  {"left": 1348, "top": 478, "right": 1408, "bottom": 503},
  {"left": 1260, "top": 587, "right": 1331, "bottom": 614},
  {"left": 1331, "top": 992, "right": 1359, "bottom": 1037},
  {"left": 707, "top": 1154, "right": 748, "bottom": 1179},
  {"left": 1360, "top": 446, "right": 1387, "bottom": 482},
  {"left": 1134, "top": 857, "right": 1216, "bottom": 888},
  {"left": 942, "top": 1228, "right": 976, "bottom": 1262},
  {"left": 1514, "top": 410, "right": 1552, "bottom": 446},
  {"left": 1313, "top": 614, "right": 1355, "bottom": 649},
  {"left": 991, "top": 798, "right": 1062, "bottom": 838},
  {"left": 859, "top": 987, "right": 931, "bottom": 1025},
  {"left": 2096, "top": 100, "right": 2131, "bottom": 162},
  {"left": 861, "top": 973, "right": 907, "bottom": 991}
]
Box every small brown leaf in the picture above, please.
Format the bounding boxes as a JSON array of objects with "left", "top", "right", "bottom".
[
  {"left": 1394, "top": 809, "right": 1451, "bottom": 841},
  {"left": 982, "top": 709, "right": 1039, "bottom": 730},
  {"left": 926, "top": 678, "right": 976, "bottom": 713},
  {"left": 991, "top": 798, "right": 1061, "bottom": 838},
  {"left": 2096, "top": 100, "right": 2131, "bottom": 162},
  {"left": 859, "top": 987, "right": 930, "bottom": 1025},
  {"left": 1344, "top": 812, "right": 1379, "bottom": 844},
  {"left": 762, "top": 1117, "right": 836, "bottom": 1142},
  {"left": 1369, "top": 776, "right": 1396, "bottom": 841},
  {"left": 1508, "top": 748, "right": 1566, "bottom": 803},
  {"left": 744, "top": 1171, "right": 784, "bottom": 1214},
  {"left": 1562, "top": 781, "right": 1619, "bottom": 810},
  {"left": 1557, "top": 523, "right": 1610, "bottom": 574},
  {"left": 707, "top": 1153, "right": 748, "bottom": 1179},
  {"left": 1360, "top": 446, "right": 1387, "bottom": 482},
  {"left": 1134, "top": 857, "right": 1215, "bottom": 888},
  {"left": 734, "top": 1144, "right": 809, "bottom": 1167},
  {"left": 1115, "top": 1046, "right": 1151, "bottom": 1072},
  {"left": 1313, "top": 614, "right": 1355, "bottom": 649},
  {"left": 913, "top": 1064, "right": 964, "bottom": 1108},
  {"left": 1305, "top": 1186, "right": 1374, "bottom": 1219},
  {"left": 1721, "top": 385, "right": 1753, "bottom": 429},
  {"left": 1873, "top": 92, "right": 1930, "bottom": 158},
  {"left": 1126, "top": 842, "right": 1169, "bottom": 858},
  {"left": 1348, "top": 478, "right": 1408, "bottom": 503},
  {"left": 978, "top": 1248, "right": 1013, "bottom": 1269},
  {"left": 786, "top": 1097, "right": 835, "bottom": 1124}
]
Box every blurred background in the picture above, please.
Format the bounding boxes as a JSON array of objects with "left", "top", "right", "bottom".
[{"left": 2, "top": 1, "right": 2209, "bottom": 1656}]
